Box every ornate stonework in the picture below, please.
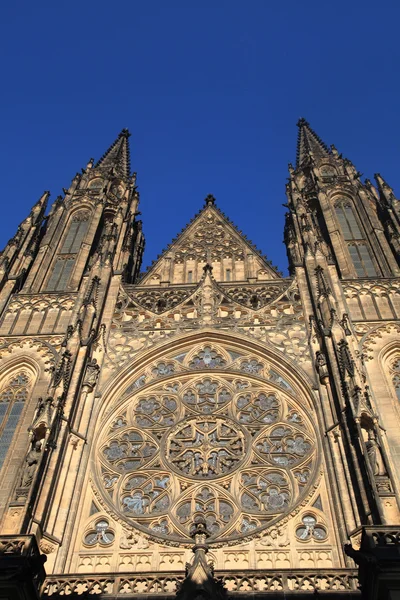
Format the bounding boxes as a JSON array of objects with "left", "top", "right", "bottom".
[
  {"left": 93, "top": 347, "right": 318, "bottom": 546},
  {"left": 1, "top": 124, "right": 400, "bottom": 599}
]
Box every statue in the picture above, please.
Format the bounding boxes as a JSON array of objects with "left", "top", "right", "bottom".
[
  {"left": 366, "top": 429, "right": 386, "bottom": 476},
  {"left": 35, "top": 397, "right": 46, "bottom": 419},
  {"left": 315, "top": 351, "right": 329, "bottom": 385},
  {"left": 83, "top": 358, "right": 100, "bottom": 390},
  {"left": 20, "top": 441, "right": 42, "bottom": 488}
]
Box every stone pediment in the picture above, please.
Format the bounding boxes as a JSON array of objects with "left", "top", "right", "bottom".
[{"left": 139, "top": 199, "right": 281, "bottom": 286}]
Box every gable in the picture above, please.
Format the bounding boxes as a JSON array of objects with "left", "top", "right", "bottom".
[{"left": 140, "top": 202, "right": 280, "bottom": 285}]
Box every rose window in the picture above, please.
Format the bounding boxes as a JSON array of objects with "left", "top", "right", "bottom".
[{"left": 96, "top": 368, "right": 317, "bottom": 544}]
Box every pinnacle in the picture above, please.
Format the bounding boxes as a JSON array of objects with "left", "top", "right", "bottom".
[
  {"left": 95, "top": 129, "right": 132, "bottom": 178},
  {"left": 296, "top": 118, "right": 330, "bottom": 166}
]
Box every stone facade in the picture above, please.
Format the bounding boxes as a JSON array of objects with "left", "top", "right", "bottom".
[{"left": 0, "top": 122, "right": 399, "bottom": 599}]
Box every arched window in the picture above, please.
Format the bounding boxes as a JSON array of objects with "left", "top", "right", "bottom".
[
  {"left": 335, "top": 200, "right": 377, "bottom": 277},
  {"left": 334, "top": 200, "right": 363, "bottom": 240},
  {"left": 46, "top": 211, "right": 90, "bottom": 291},
  {"left": 389, "top": 358, "right": 400, "bottom": 403},
  {"left": 0, "top": 372, "right": 30, "bottom": 470}
]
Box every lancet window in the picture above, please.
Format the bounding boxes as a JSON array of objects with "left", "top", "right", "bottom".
[
  {"left": 334, "top": 200, "right": 363, "bottom": 241},
  {"left": 348, "top": 243, "right": 377, "bottom": 277},
  {"left": 334, "top": 200, "right": 377, "bottom": 277},
  {"left": 46, "top": 211, "right": 90, "bottom": 291},
  {"left": 0, "top": 372, "right": 30, "bottom": 470}
]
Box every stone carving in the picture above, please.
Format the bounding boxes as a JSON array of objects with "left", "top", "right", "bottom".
[
  {"left": 236, "top": 392, "right": 279, "bottom": 425},
  {"left": 20, "top": 441, "right": 42, "bottom": 488},
  {"left": 259, "top": 525, "right": 290, "bottom": 547},
  {"left": 40, "top": 540, "right": 56, "bottom": 554},
  {"left": 167, "top": 417, "right": 245, "bottom": 478},
  {"left": 42, "top": 570, "right": 359, "bottom": 596},
  {"left": 240, "top": 471, "right": 290, "bottom": 513},
  {"left": 188, "top": 346, "right": 227, "bottom": 369},
  {"left": 105, "top": 281, "right": 308, "bottom": 373},
  {"left": 183, "top": 379, "right": 231, "bottom": 414},
  {"left": 121, "top": 473, "right": 171, "bottom": 515},
  {"left": 366, "top": 430, "right": 387, "bottom": 476},
  {"left": 102, "top": 430, "right": 157, "bottom": 472},
  {"left": 134, "top": 395, "right": 178, "bottom": 428},
  {"left": 83, "top": 358, "right": 100, "bottom": 390},
  {"left": 120, "top": 529, "right": 149, "bottom": 550},
  {"left": 315, "top": 351, "right": 329, "bottom": 385},
  {"left": 95, "top": 367, "right": 317, "bottom": 544}
]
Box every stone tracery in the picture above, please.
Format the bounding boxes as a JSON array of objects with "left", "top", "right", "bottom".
[{"left": 95, "top": 343, "right": 318, "bottom": 545}]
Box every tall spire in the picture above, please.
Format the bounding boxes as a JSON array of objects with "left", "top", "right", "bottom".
[
  {"left": 95, "top": 128, "right": 131, "bottom": 179},
  {"left": 296, "top": 118, "right": 330, "bottom": 166}
]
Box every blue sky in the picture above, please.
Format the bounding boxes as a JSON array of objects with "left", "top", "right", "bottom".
[{"left": 1, "top": 1, "right": 399, "bottom": 275}]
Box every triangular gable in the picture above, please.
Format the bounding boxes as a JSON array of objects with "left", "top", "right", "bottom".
[{"left": 140, "top": 197, "right": 281, "bottom": 285}]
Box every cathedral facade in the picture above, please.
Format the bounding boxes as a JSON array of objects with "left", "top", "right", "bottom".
[{"left": 0, "top": 122, "right": 400, "bottom": 599}]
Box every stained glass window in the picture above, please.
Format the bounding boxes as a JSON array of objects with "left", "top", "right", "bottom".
[
  {"left": 46, "top": 212, "right": 89, "bottom": 291},
  {"left": 0, "top": 372, "right": 30, "bottom": 470},
  {"left": 348, "top": 244, "right": 377, "bottom": 277},
  {"left": 335, "top": 201, "right": 363, "bottom": 240},
  {"left": 96, "top": 368, "right": 317, "bottom": 544}
]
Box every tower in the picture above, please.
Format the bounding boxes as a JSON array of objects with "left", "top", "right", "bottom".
[{"left": 0, "top": 124, "right": 399, "bottom": 600}]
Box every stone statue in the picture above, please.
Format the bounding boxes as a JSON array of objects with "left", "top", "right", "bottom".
[
  {"left": 366, "top": 429, "right": 386, "bottom": 476},
  {"left": 315, "top": 351, "right": 329, "bottom": 384},
  {"left": 35, "top": 397, "right": 46, "bottom": 418},
  {"left": 20, "top": 441, "right": 42, "bottom": 488},
  {"left": 83, "top": 358, "right": 100, "bottom": 390}
]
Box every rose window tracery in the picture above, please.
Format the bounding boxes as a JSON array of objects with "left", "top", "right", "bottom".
[
  {"left": 95, "top": 352, "right": 318, "bottom": 544},
  {"left": 167, "top": 417, "right": 246, "bottom": 478}
]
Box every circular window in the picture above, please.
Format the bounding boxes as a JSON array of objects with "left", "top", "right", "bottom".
[{"left": 95, "top": 370, "right": 317, "bottom": 545}]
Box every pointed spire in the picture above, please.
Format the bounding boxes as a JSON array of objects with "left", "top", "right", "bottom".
[
  {"left": 95, "top": 129, "right": 131, "bottom": 178},
  {"left": 30, "top": 191, "right": 49, "bottom": 223},
  {"left": 296, "top": 118, "right": 330, "bottom": 166},
  {"left": 374, "top": 173, "right": 396, "bottom": 205}
]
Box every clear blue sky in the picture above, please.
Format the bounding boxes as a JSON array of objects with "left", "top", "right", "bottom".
[{"left": 1, "top": 1, "right": 399, "bottom": 275}]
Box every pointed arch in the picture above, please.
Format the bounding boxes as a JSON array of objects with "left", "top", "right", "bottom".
[
  {"left": 44, "top": 205, "right": 95, "bottom": 292},
  {"left": 0, "top": 368, "right": 33, "bottom": 470}
]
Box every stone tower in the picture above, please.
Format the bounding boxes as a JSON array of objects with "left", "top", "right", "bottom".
[{"left": 0, "top": 124, "right": 399, "bottom": 600}]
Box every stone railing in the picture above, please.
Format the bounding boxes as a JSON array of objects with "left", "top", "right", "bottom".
[{"left": 42, "top": 569, "right": 359, "bottom": 597}]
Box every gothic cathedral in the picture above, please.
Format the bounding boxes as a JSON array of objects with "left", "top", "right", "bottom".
[{"left": 1, "top": 122, "right": 400, "bottom": 600}]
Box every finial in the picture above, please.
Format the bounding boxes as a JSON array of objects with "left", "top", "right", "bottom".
[
  {"left": 120, "top": 128, "right": 131, "bottom": 138},
  {"left": 203, "top": 263, "right": 213, "bottom": 274},
  {"left": 297, "top": 117, "right": 309, "bottom": 127},
  {"left": 190, "top": 516, "right": 210, "bottom": 546},
  {"left": 205, "top": 194, "right": 216, "bottom": 205}
]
